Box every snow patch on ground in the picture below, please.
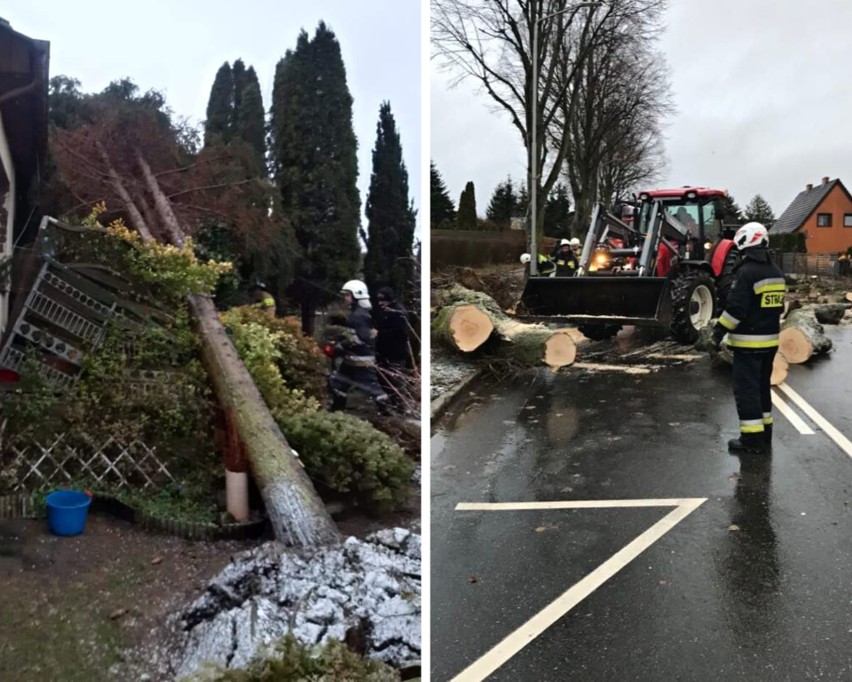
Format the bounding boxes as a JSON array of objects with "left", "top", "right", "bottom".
[{"left": 170, "top": 530, "right": 421, "bottom": 677}]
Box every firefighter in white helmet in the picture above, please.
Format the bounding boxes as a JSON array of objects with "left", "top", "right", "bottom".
[
  {"left": 327, "top": 279, "right": 389, "bottom": 413},
  {"left": 712, "top": 222, "right": 786, "bottom": 455},
  {"left": 549, "top": 238, "right": 579, "bottom": 276}
]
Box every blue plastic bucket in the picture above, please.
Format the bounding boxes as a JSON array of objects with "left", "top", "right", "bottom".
[{"left": 46, "top": 490, "right": 93, "bottom": 536}]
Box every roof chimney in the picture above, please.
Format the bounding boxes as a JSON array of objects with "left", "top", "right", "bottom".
[
  {"left": 822, "top": 176, "right": 830, "bottom": 185},
  {"left": 806, "top": 183, "right": 813, "bottom": 191}
]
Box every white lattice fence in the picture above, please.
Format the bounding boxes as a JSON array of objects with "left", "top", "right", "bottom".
[{"left": 2, "top": 434, "right": 175, "bottom": 492}]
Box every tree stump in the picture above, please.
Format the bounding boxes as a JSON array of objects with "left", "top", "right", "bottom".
[{"left": 779, "top": 308, "right": 833, "bottom": 364}]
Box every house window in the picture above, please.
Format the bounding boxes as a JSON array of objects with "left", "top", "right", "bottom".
[
  {"left": 845, "top": 214, "right": 852, "bottom": 227},
  {"left": 817, "top": 213, "right": 832, "bottom": 227}
]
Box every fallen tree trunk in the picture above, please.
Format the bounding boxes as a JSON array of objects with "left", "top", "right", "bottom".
[
  {"left": 138, "top": 153, "right": 341, "bottom": 547},
  {"left": 189, "top": 295, "right": 341, "bottom": 546},
  {"left": 779, "top": 308, "right": 833, "bottom": 364},
  {"left": 433, "top": 286, "right": 577, "bottom": 370},
  {"left": 815, "top": 303, "right": 852, "bottom": 325},
  {"left": 696, "top": 325, "right": 789, "bottom": 386}
]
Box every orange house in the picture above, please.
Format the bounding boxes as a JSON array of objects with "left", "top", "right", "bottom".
[{"left": 771, "top": 177, "right": 852, "bottom": 254}]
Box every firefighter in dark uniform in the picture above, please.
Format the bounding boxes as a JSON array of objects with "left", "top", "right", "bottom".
[
  {"left": 520, "top": 253, "right": 557, "bottom": 276},
  {"left": 712, "top": 222, "right": 786, "bottom": 454},
  {"left": 550, "top": 239, "right": 579, "bottom": 276},
  {"left": 328, "top": 279, "right": 389, "bottom": 413}
]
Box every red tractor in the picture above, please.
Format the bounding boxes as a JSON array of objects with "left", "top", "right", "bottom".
[{"left": 520, "top": 186, "right": 740, "bottom": 343}]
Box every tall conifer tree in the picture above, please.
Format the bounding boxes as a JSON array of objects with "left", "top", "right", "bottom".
[
  {"left": 234, "top": 66, "right": 266, "bottom": 165},
  {"left": 363, "top": 102, "right": 416, "bottom": 302},
  {"left": 231, "top": 59, "right": 247, "bottom": 126},
  {"left": 205, "top": 62, "right": 233, "bottom": 144},
  {"left": 744, "top": 194, "right": 775, "bottom": 225},
  {"left": 486, "top": 177, "right": 517, "bottom": 228},
  {"left": 430, "top": 161, "right": 456, "bottom": 228},
  {"left": 270, "top": 23, "right": 361, "bottom": 333},
  {"left": 457, "top": 181, "right": 478, "bottom": 230}
]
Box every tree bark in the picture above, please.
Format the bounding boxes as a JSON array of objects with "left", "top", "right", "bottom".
[
  {"left": 96, "top": 141, "right": 154, "bottom": 242},
  {"left": 189, "top": 294, "right": 340, "bottom": 546},
  {"left": 779, "top": 308, "right": 833, "bottom": 364},
  {"left": 814, "top": 303, "right": 851, "bottom": 325},
  {"left": 433, "top": 285, "right": 577, "bottom": 370},
  {"left": 137, "top": 152, "right": 185, "bottom": 247},
  {"left": 139, "top": 152, "right": 341, "bottom": 546}
]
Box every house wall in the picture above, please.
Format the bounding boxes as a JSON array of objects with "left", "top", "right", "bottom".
[{"left": 800, "top": 184, "right": 852, "bottom": 254}]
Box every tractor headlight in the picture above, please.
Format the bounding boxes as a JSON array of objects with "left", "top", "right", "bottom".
[
  {"left": 595, "top": 253, "right": 608, "bottom": 266},
  {"left": 704, "top": 241, "right": 712, "bottom": 251}
]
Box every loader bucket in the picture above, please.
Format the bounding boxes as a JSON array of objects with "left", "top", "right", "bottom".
[{"left": 519, "top": 275, "right": 671, "bottom": 327}]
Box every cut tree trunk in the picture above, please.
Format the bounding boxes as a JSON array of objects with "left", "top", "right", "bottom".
[
  {"left": 779, "top": 308, "right": 833, "bottom": 364},
  {"left": 433, "top": 285, "right": 577, "bottom": 370},
  {"left": 432, "top": 304, "right": 494, "bottom": 352},
  {"left": 846, "top": 292, "right": 852, "bottom": 303},
  {"left": 771, "top": 351, "right": 789, "bottom": 386},
  {"left": 814, "top": 303, "right": 851, "bottom": 325}
]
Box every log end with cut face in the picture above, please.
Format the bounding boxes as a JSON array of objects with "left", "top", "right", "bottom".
[
  {"left": 544, "top": 330, "right": 577, "bottom": 371},
  {"left": 779, "top": 328, "right": 812, "bottom": 365},
  {"left": 771, "top": 351, "right": 789, "bottom": 386},
  {"left": 450, "top": 304, "right": 494, "bottom": 352},
  {"left": 846, "top": 292, "right": 852, "bottom": 303}
]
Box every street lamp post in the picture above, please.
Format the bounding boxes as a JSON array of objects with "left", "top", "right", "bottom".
[{"left": 529, "top": 1, "right": 601, "bottom": 275}]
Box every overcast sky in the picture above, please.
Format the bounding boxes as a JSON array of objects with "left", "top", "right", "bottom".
[
  {"left": 4, "top": 0, "right": 421, "bottom": 235},
  {"left": 432, "top": 0, "right": 852, "bottom": 220}
]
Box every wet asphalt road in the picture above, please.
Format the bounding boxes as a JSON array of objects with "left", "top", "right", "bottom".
[{"left": 431, "top": 326, "right": 852, "bottom": 681}]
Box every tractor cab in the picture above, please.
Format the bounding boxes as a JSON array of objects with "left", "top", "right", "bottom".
[
  {"left": 632, "top": 187, "right": 727, "bottom": 268},
  {"left": 519, "top": 186, "right": 738, "bottom": 344}
]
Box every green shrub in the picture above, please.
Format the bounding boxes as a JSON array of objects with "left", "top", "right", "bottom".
[
  {"left": 186, "top": 635, "right": 400, "bottom": 681},
  {"left": 221, "top": 306, "right": 327, "bottom": 402},
  {"left": 276, "top": 410, "right": 413, "bottom": 513},
  {"left": 223, "top": 317, "right": 320, "bottom": 415}
]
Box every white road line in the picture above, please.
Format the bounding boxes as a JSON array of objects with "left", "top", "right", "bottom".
[
  {"left": 771, "top": 388, "right": 815, "bottom": 435},
  {"left": 451, "top": 498, "right": 707, "bottom": 682},
  {"left": 456, "top": 499, "right": 704, "bottom": 511},
  {"left": 777, "top": 382, "right": 852, "bottom": 459}
]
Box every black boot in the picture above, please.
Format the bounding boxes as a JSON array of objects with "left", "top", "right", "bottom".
[{"left": 728, "top": 434, "right": 768, "bottom": 455}]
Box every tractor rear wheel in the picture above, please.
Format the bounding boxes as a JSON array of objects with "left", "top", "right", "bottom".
[
  {"left": 670, "top": 271, "right": 716, "bottom": 344},
  {"left": 715, "top": 247, "right": 740, "bottom": 310},
  {"left": 578, "top": 323, "right": 622, "bottom": 341}
]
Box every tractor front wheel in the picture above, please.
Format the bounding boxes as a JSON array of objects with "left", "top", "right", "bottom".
[{"left": 670, "top": 271, "right": 716, "bottom": 344}]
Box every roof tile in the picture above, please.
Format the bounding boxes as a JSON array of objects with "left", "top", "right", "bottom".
[{"left": 771, "top": 180, "right": 837, "bottom": 234}]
